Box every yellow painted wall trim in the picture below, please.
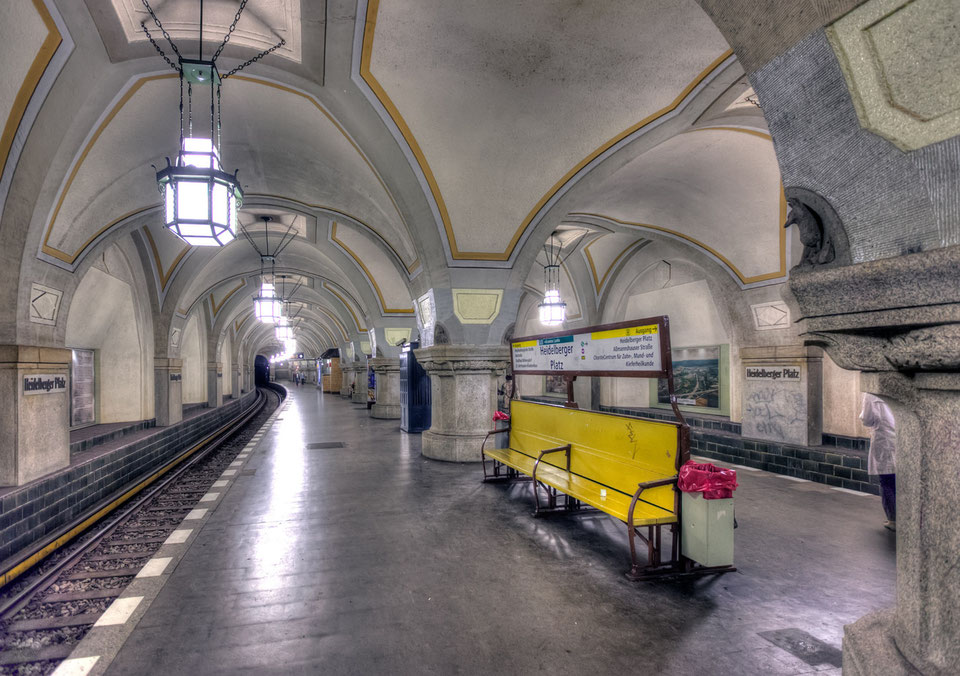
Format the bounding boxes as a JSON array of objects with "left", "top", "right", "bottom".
[
  {"left": 312, "top": 306, "right": 350, "bottom": 341},
  {"left": 360, "top": 3, "right": 733, "bottom": 260},
  {"left": 330, "top": 222, "right": 414, "bottom": 314},
  {"left": 583, "top": 236, "right": 647, "bottom": 294},
  {"left": 247, "top": 192, "right": 419, "bottom": 273},
  {"left": 383, "top": 327, "right": 412, "bottom": 346},
  {"left": 0, "top": 0, "right": 61, "bottom": 179},
  {"left": 142, "top": 226, "right": 190, "bottom": 291},
  {"left": 209, "top": 279, "right": 245, "bottom": 316},
  {"left": 41, "top": 73, "right": 415, "bottom": 268},
  {"left": 571, "top": 193, "right": 788, "bottom": 286},
  {"left": 323, "top": 281, "right": 368, "bottom": 332},
  {"left": 452, "top": 288, "right": 503, "bottom": 325},
  {"left": 234, "top": 311, "right": 253, "bottom": 334}
]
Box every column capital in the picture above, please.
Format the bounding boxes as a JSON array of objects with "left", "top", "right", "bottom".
[
  {"left": 368, "top": 357, "right": 400, "bottom": 373},
  {"left": 0, "top": 345, "right": 71, "bottom": 367},
  {"left": 414, "top": 345, "right": 510, "bottom": 375}
]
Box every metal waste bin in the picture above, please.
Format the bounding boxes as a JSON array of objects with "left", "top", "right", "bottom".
[{"left": 681, "top": 492, "right": 735, "bottom": 567}]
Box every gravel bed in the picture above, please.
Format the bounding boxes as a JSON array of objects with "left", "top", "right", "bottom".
[
  {"left": 20, "top": 597, "right": 114, "bottom": 620},
  {"left": 0, "top": 658, "right": 60, "bottom": 676},
  {"left": 45, "top": 577, "right": 129, "bottom": 595},
  {"left": 75, "top": 557, "right": 147, "bottom": 572},
  {"left": 0, "top": 625, "right": 86, "bottom": 650},
  {"left": 96, "top": 542, "right": 159, "bottom": 555}
]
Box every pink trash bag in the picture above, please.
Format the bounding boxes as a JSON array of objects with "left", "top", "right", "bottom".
[
  {"left": 678, "top": 461, "right": 739, "bottom": 500},
  {"left": 493, "top": 411, "right": 510, "bottom": 422}
]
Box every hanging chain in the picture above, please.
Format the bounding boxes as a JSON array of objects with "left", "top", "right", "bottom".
[
  {"left": 222, "top": 38, "right": 286, "bottom": 79},
  {"left": 216, "top": 84, "right": 223, "bottom": 153},
  {"left": 139, "top": 0, "right": 183, "bottom": 62},
  {"left": 140, "top": 21, "right": 181, "bottom": 72},
  {"left": 187, "top": 82, "right": 193, "bottom": 137},
  {"left": 179, "top": 75, "right": 185, "bottom": 151},
  {"left": 212, "top": 0, "right": 251, "bottom": 62}
]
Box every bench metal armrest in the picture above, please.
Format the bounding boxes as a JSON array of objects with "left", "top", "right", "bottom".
[
  {"left": 628, "top": 477, "right": 678, "bottom": 529},
  {"left": 533, "top": 443, "right": 572, "bottom": 479},
  {"left": 637, "top": 477, "right": 677, "bottom": 490},
  {"left": 480, "top": 427, "right": 510, "bottom": 454}
]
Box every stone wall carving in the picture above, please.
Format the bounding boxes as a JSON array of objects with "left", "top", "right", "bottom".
[{"left": 783, "top": 187, "right": 850, "bottom": 269}]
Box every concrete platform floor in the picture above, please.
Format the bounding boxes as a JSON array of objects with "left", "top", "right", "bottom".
[{"left": 105, "top": 387, "right": 896, "bottom": 675}]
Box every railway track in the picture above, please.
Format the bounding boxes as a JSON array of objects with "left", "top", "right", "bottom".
[{"left": 0, "top": 386, "right": 283, "bottom": 675}]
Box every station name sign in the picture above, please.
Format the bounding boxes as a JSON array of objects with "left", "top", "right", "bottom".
[
  {"left": 745, "top": 366, "right": 801, "bottom": 381},
  {"left": 511, "top": 317, "right": 670, "bottom": 378},
  {"left": 23, "top": 374, "right": 67, "bottom": 395}
]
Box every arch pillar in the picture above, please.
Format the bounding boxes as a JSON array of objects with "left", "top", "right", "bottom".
[
  {"left": 231, "top": 364, "right": 241, "bottom": 400},
  {"left": 415, "top": 345, "right": 510, "bottom": 462},
  {"left": 207, "top": 361, "right": 223, "bottom": 408},
  {"left": 369, "top": 358, "right": 401, "bottom": 419},
  {"left": 0, "top": 346, "right": 71, "bottom": 486},
  {"left": 788, "top": 247, "right": 960, "bottom": 675},
  {"left": 154, "top": 357, "right": 183, "bottom": 426}
]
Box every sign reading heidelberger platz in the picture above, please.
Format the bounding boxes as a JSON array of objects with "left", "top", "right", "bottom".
[
  {"left": 512, "top": 320, "right": 667, "bottom": 376},
  {"left": 511, "top": 317, "right": 678, "bottom": 414},
  {"left": 23, "top": 374, "right": 67, "bottom": 395}
]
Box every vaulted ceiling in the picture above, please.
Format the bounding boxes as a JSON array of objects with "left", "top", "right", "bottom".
[{"left": 0, "top": 0, "right": 785, "bottom": 357}]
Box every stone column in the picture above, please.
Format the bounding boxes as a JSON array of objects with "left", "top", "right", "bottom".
[
  {"left": 206, "top": 361, "right": 223, "bottom": 408},
  {"left": 369, "top": 358, "right": 401, "bottom": 419},
  {"left": 787, "top": 248, "right": 960, "bottom": 675},
  {"left": 740, "top": 345, "right": 822, "bottom": 446},
  {"left": 231, "top": 364, "right": 241, "bottom": 400},
  {"left": 154, "top": 358, "right": 183, "bottom": 426},
  {"left": 340, "top": 363, "right": 354, "bottom": 398},
  {"left": 0, "top": 345, "right": 71, "bottom": 486},
  {"left": 415, "top": 345, "right": 510, "bottom": 462},
  {"left": 352, "top": 360, "right": 369, "bottom": 404},
  {"left": 844, "top": 369, "right": 960, "bottom": 675}
]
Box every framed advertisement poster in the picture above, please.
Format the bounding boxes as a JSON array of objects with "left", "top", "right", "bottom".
[
  {"left": 71, "top": 348, "right": 96, "bottom": 427},
  {"left": 651, "top": 344, "right": 730, "bottom": 416}
]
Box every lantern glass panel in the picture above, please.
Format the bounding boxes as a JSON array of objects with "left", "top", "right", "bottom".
[
  {"left": 177, "top": 181, "right": 209, "bottom": 221},
  {"left": 182, "top": 138, "right": 218, "bottom": 169},
  {"left": 212, "top": 182, "right": 228, "bottom": 226},
  {"left": 164, "top": 183, "right": 175, "bottom": 223}
]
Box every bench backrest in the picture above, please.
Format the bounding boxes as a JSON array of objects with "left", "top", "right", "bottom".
[{"left": 509, "top": 400, "right": 680, "bottom": 513}]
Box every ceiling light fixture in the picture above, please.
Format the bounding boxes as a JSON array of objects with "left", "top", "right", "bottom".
[
  {"left": 141, "top": 0, "right": 285, "bottom": 246},
  {"left": 538, "top": 232, "right": 569, "bottom": 326},
  {"left": 245, "top": 216, "right": 301, "bottom": 324}
]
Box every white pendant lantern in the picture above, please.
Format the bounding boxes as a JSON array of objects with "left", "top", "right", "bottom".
[
  {"left": 538, "top": 230, "right": 567, "bottom": 326},
  {"left": 274, "top": 324, "right": 293, "bottom": 342},
  {"left": 158, "top": 135, "right": 242, "bottom": 246},
  {"left": 538, "top": 282, "right": 566, "bottom": 326},
  {"left": 254, "top": 281, "right": 282, "bottom": 323},
  {"left": 140, "top": 1, "right": 284, "bottom": 247}
]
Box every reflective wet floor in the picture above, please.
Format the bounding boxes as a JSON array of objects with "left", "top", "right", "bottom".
[{"left": 106, "top": 387, "right": 896, "bottom": 675}]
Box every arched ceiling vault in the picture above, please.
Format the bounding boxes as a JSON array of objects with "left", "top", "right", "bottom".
[{"left": 2, "top": 0, "right": 798, "bottom": 351}]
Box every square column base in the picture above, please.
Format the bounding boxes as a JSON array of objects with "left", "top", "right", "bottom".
[
  {"left": 0, "top": 346, "right": 71, "bottom": 486},
  {"left": 843, "top": 609, "right": 919, "bottom": 675}
]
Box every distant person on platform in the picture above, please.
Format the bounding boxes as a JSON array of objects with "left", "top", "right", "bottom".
[{"left": 860, "top": 393, "right": 897, "bottom": 532}]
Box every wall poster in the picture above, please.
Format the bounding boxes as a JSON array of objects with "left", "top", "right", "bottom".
[
  {"left": 71, "top": 348, "right": 96, "bottom": 427},
  {"left": 651, "top": 344, "right": 730, "bottom": 415},
  {"left": 543, "top": 373, "right": 567, "bottom": 397}
]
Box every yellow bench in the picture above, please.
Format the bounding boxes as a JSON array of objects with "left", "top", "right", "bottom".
[{"left": 482, "top": 400, "right": 687, "bottom": 579}]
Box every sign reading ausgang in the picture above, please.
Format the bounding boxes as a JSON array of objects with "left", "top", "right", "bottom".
[
  {"left": 511, "top": 317, "right": 670, "bottom": 378},
  {"left": 23, "top": 374, "right": 67, "bottom": 395}
]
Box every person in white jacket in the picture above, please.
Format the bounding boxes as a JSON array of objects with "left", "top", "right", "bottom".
[{"left": 860, "top": 393, "right": 897, "bottom": 531}]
